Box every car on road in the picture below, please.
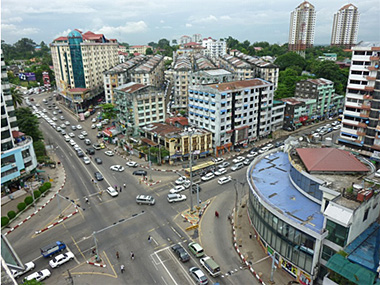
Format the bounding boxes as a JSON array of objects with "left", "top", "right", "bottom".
[
  {"left": 188, "top": 242, "right": 204, "bottom": 257},
  {"left": 126, "top": 161, "right": 138, "bottom": 168},
  {"left": 171, "top": 244, "right": 190, "bottom": 262},
  {"left": 83, "top": 157, "right": 91, "bottom": 164},
  {"left": 218, "top": 176, "right": 232, "bottom": 185},
  {"left": 218, "top": 161, "right": 230, "bottom": 169},
  {"left": 232, "top": 156, "right": 245, "bottom": 163},
  {"left": 61, "top": 130, "right": 66, "bottom": 135},
  {"left": 214, "top": 167, "right": 227, "bottom": 176},
  {"left": 64, "top": 135, "right": 70, "bottom": 142},
  {"left": 133, "top": 170, "right": 147, "bottom": 176},
  {"left": 97, "top": 133, "right": 103, "bottom": 138},
  {"left": 100, "top": 143, "right": 105, "bottom": 149},
  {"left": 78, "top": 134, "right": 85, "bottom": 140},
  {"left": 191, "top": 184, "right": 202, "bottom": 194},
  {"left": 92, "top": 143, "right": 101, "bottom": 150},
  {"left": 60, "top": 124, "right": 66, "bottom": 129},
  {"left": 11, "top": 262, "right": 35, "bottom": 279},
  {"left": 92, "top": 118, "right": 97, "bottom": 123},
  {"left": 212, "top": 157, "right": 224, "bottom": 164},
  {"left": 333, "top": 125, "right": 341, "bottom": 130},
  {"left": 106, "top": 186, "right": 118, "bottom": 197},
  {"left": 167, "top": 193, "right": 187, "bottom": 203},
  {"left": 65, "top": 121, "right": 70, "bottom": 126},
  {"left": 91, "top": 124, "right": 96, "bottom": 129},
  {"left": 81, "top": 131, "right": 88, "bottom": 136},
  {"left": 247, "top": 152, "right": 258, "bottom": 159},
  {"left": 52, "top": 117, "right": 58, "bottom": 121},
  {"left": 136, "top": 195, "right": 155, "bottom": 205},
  {"left": 201, "top": 173, "right": 215, "bottom": 181},
  {"left": 169, "top": 185, "right": 186, "bottom": 194},
  {"left": 86, "top": 148, "right": 95, "bottom": 155},
  {"left": 110, "top": 165, "right": 124, "bottom": 172},
  {"left": 71, "top": 125, "right": 77, "bottom": 131},
  {"left": 69, "top": 139, "right": 76, "bottom": 146},
  {"left": 375, "top": 169, "right": 380, "bottom": 178},
  {"left": 94, "top": 157, "right": 102, "bottom": 164},
  {"left": 24, "top": 269, "right": 51, "bottom": 282},
  {"left": 175, "top": 176, "right": 187, "bottom": 185},
  {"left": 84, "top": 139, "right": 91, "bottom": 145},
  {"left": 60, "top": 116, "right": 65, "bottom": 120},
  {"left": 49, "top": 252, "right": 74, "bottom": 268},
  {"left": 76, "top": 150, "right": 84, "bottom": 157},
  {"left": 189, "top": 267, "right": 208, "bottom": 285},
  {"left": 76, "top": 124, "right": 82, "bottom": 130},
  {"left": 243, "top": 159, "right": 251, "bottom": 166},
  {"left": 105, "top": 151, "right": 114, "bottom": 156},
  {"left": 94, "top": 172, "right": 104, "bottom": 181},
  {"left": 68, "top": 132, "right": 75, "bottom": 138}
]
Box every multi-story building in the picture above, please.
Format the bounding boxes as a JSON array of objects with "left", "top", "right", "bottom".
[
  {"left": 295, "top": 78, "right": 336, "bottom": 117},
  {"left": 331, "top": 4, "right": 360, "bottom": 48},
  {"left": 189, "top": 79, "right": 274, "bottom": 155},
  {"left": 317, "top": 53, "right": 337, "bottom": 61},
  {"left": 288, "top": 1, "right": 316, "bottom": 53},
  {"left": 192, "top": 34, "right": 202, "bottom": 43},
  {"left": 338, "top": 43, "right": 380, "bottom": 152},
  {"left": 118, "top": 45, "right": 127, "bottom": 53},
  {"left": 128, "top": 45, "right": 152, "bottom": 55},
  {"left": 281, "top": 97, "right": 315, "bottom": 130},
  {"left": 1, "top": 50, "right": 37, "bottom": 188},
  {"left": 114, "top": 83, "right": 165, "bottom": 137},
  {"left": 140, "top": 122, "right": 213, "bottom": 163},
  {"left": 179, "top": 35, "right": 192, "bottom": 45},
  {"left": 201, "top": 37, "right": 227, "bottom": 59},
  {"left": 272, "top": 100, "right": 286, "bottom": 131},
  {"left": 129, "top": 55, "right": 165, "bottom": 88},
  {"left": 50, "top": 30, "right": 118, "bottom": 111},
  {"left": 218, "top": 54, "right": 254, "bottom": 81},
  {"left": 103, "top": 55, "right": 147, "bottom": 104}
]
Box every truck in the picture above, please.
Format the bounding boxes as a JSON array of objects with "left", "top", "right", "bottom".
[
  {"left": 40, "top": 241, "right": 66, "bottom": 257},
  {"left": 200, "top": 256, "right": 221, "bottom": 277}
]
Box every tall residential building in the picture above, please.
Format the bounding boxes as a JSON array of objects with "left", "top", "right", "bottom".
[
  {"left": 338, "top": 43, "right": 380, "bottom": 152},
  {"left": 218, "top": 54, "right": 254, "bottom": 80},
  {"left": 192, "top": 34, "right": 202, "bottom": 43},
  {"left": 50, "top": 30, "right": 118, "bottom": 111},
  {"left": 188, "top": 79, "right": 274, "bottom": 155},
  {"left": 331, "top": 4, "right": 360, "bottom": 47},
  {"left": 288, "top": 1, "right": 316, "bottom": 52},
  {"left": 1, "top": 50, "right": 38, "bottom": 188},
  {"left": 129, "top": 55, "right": 165, "bottom": 88},
  {"left": 201, "top": 37, "right": 227, "bottom": 59}
]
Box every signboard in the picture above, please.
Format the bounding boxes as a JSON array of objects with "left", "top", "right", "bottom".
[
  {"left": 42, "top": 71, "right": 51, "bottom": 87},
  {"left": 19, "top": 72, "right": 36, "bottom": 81},
  {"left": 299, "top": 270, "right": 312, "bottom": 285},
  {"left": 281, "top": 258, "right": 298, "bottom": 279}
]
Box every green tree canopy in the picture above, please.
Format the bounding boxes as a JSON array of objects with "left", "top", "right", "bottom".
[
  {"left": 145, "top": 48, "right": 153, "bottom": 55},
  {"left": 100, "top": 103, "right": 117, "bottom": 119},
  {"left": 15, "top": 107, "right": 43, "bottom": 142},
  {"left": 10, "top": 87, "right": 24, "bottom": 108},
  {"left": 274, "top": 52, "right": 307, "bottom": 71}
]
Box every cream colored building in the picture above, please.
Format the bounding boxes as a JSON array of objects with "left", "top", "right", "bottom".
[
  {"left": 218, "top": 54, "right": 254, "bottom": 81},
  {"left": 50, "top": 29, "right": 118, "bottom": 108},
  {"left": 331, "top": 4, "right": 360, "bottom": 47},
  {"left": 129, "top": 55, "right": 165, "bottom": 88},
  {"left": 128, "top": 45, "right": 152, "bottom": 54}
]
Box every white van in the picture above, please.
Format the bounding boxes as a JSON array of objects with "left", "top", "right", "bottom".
[
  {"left": 136, "top": 195, "right": 155, "bottom": 205},
  {"left": 231, "top": 162, "right": 244, "bottom": 171},
  {"left": 200, "top": 256, "right": 221, "bottom": 277}
]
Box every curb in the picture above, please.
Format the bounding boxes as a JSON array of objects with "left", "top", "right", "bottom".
[
  {"left": 35, "top": 208, "right": 79, "bottom": 235},
  {"left": 87, "top": 261, "right": 106, "bottom": 268},
  {"left": 142, "top": 180, "right": 161, "bottom": 187},
  {"left": 181, "top": 200, "right": 211, "bottom": 225},
  {"left": 4, "top": 164, "right": 67, "bottom": 237},
  {"left": 231, "top": 211, "right": 266, "bottom": 285}
]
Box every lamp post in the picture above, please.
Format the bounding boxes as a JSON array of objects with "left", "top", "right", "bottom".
[
  {"left": 232, "top": 178, "right": 246, "bottom": 220},
  {"left": 188, "top": 128, "right": 195, "bottom": 212}
]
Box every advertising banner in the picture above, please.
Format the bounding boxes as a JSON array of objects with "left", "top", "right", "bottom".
[{"left": 19, "top": 72, "right": 36, "bottom": 81}]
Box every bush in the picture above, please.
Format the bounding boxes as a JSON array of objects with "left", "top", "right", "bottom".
[
  {"left": 44, "top": 182, "right": 52, "bottom": 189},
  {"left": 1, "top": 216, "right": 9, "bottom": 227},
  {"left": 17, "top": 202, "right": 26, "bottom": 212},
  {"left": 33, "top": 190, "right": 41, "bottom": 199},
  {"left": 25, "top": 196, "right": 33, "bottom": 205},
  {"left": 7, "top": 211, "right": 16, "bottom": 219}
]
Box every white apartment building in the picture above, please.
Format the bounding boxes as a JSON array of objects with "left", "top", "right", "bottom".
[
  {"left": 179, "top": 35, "right": 192, "bottom": 45},
  {"left": 192, "top": 34, "right": 202, "bottom": 43},
  {"left": 288, "top": 1, "right": 316, "bottom": 52},
  {"left": 218, "top": 54, "right": 254, "bottom": 80},
  {"left": 189, "top": 79, "right": 274, "bottom": 155},
  {"left": 338, "top": 43, "right": 380, "bottom": 152},
  {"left": 50, "top": 30, "right": 118, "bottom": 108},
  {"left": 129, "top": 55, "right": 165, "bottom": 88},
  {"left": 331, "top": 4, "right": 360, "bottom": 47},
  {"left": 202, "top": 37, "right": 227, "bottom": 59}
]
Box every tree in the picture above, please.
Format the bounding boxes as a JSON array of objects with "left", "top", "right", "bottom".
[
  {"left": 157, "top": 39, "right": 170, "bottom": 49},
  {"left": 172, "top": 39, "right": 178, "bottom": 45},
  {"left": 145, "top": 48, "right": 153, "bottom": 55},
  {"left": 274, "top": 52, "right": 307, "bottom": 71},
  {"left": 10, "top": 87, "right": 24, "bottom": 108},
  {"left": 15, "top": 107, "right": 43, "bottom": 142},
  {"left": 13, "top": 38, "right": 36, "bottom": 54},
  {"left": 148, "top": 42, "right": 158, "bottom": 49},
  {"left": 312, "top": 60, "right": 348, "bottom": 94},
  {"left": 100, "top": 103, "right": 117, "bottom": 119}
]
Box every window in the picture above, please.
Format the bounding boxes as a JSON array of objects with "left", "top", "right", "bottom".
[
  {"left": 325, "top": 219, "right": 349, "bottom": 247},
  {"left": 363, "top": 208, "right": 369, "bottom": 221}
]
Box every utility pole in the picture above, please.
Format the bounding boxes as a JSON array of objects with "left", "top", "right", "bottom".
[{"left": 188, "top": 129, "right": 194, "bottom": 212}]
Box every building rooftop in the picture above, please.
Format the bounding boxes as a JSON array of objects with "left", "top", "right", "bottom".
[
  {"left": 202, "top": 69, "right": 231, "bottom": 76},
  {"left": 251, "top": 152, "right": 324, "bottom": 234},
  {"left": 142, "top": 122, "right": 182, "bottom": 136},
  {"left": 116, "top": 82, "right": 146, "bottom": 93},
  {"left": 208, "top": 78, "right": 270, "bottom": 92}
]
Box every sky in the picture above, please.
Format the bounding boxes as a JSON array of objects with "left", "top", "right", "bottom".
[{"left": 1, "top": 0, "right": 379, "bottom": 46}]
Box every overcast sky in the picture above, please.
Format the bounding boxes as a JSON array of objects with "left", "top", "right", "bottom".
[{"left": 1, "top": 0, "right": 379, "bottom": 46}]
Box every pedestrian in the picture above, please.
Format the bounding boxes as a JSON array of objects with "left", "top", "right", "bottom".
[
  {"left": 123, "top": 183, "right": 126, "bottom": 189},
  {"left": 91, "top": 179, "right": 94, "bottom": 183},
  {"left": 249, "top": 232, "right": 252, "bottom": 239},
  {"left": 148, "top": 235, "right": 151, "bottom": 243},
  {"left": 130, "top": 251, "right": 134, "bottom": 260},
  {"left": 121, "top": 264, "right": 125, "bottom": 273},
  {"left": 116, "top": 251, "right": 119, "bottom": 259}
]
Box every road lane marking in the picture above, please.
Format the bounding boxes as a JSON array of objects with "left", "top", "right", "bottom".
[
  {"left": 70, "top": 236, "right": 85, "bottom": 260},
  {"left": 152, "top": 251, "right": 178, "bottom": 285},
  {"left": 103, "top": 251, "right": 117, "bottom": 277}
]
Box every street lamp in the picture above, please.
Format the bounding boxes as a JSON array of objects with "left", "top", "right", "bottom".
[
  {"left": 187, "top": 128, "right": 196, "bottom": 212},
  {"left": 232, "top": 178, "right": 246, "bottom": 220}
]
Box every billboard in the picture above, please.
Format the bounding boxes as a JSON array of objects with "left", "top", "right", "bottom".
[
  {"left": 42, "top": 71, "right": 51, "bottom": 87},
  {"left": 19, "top": 72, "right": 36, "bottom": 81}
]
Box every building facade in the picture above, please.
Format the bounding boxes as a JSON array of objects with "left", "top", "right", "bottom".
[
  {"left": 201, "top": 37, "right": 227, "bottom": 59},
  {"left": 128, "top": 45, "right": 152, "bottom": 54},
  {"left": 218, "top": 54, "right": 254, "bottom": 81},
  {"left": 129, "top": 55, "right": 165, "bottom": 88},
  {"left": 331, "top": 4, "right": 360, "bottom": 47},
  {"left": 338, "top": 43, "right": 380, "bottom": 151},
  {"left": 272, "top": 100, "right": 286, "bottom": 131},
  {"left": 188, "top": 79, "right": 274, "bottom": 155},
  {"left": 288, "top": 1, "right": 316, "bottom": 52},
  {"left": 1, "top": 51, "right": 38, "bottom": 187},
  {"left": 50, "top": 30, "right": 118, "bottom": 110},
  {"left": 114, "top": 83, "right": 166, "bottom": 137}
]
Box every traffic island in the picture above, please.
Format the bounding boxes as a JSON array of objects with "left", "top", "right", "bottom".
[
  {"left": 87, "top": 254, "right": 107, "bottom": 268},
  {"left": 181, "top": 200, "right": 211, "bottom": 227}
]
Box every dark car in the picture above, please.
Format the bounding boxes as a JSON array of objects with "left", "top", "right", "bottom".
[
  {"left": 171, "top": 244, "right": 190, "bottom": 262},
  {"left": 86, "top": 148, "right": 95, "bottom": 155},
  {"left": 94, "top": 157, "right": 102, "bottom": 164},
  {"left": 191, "top": 184, "right": 202, "bottom": 194},
  {"left": 97, "top": 133, "right": 103, "bottom": 138},
  {"left": 94, "top": 172, "right": 103, "bottom": 181},
  {"left": 133, "top": 170, "right": 147, "bottom": 176},
  {"left": 76, "top": 150, "right": 84, "bottom": 157}
]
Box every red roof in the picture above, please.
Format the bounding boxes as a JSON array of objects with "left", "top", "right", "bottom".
[
  {"left": 53, "top": 36, "right": 68, "bottom": 42},
  {"left": 68, "top": 88, "right": 89, "bottom": 93},
  {"left": 208, "top": 79, "right": 270, "bottom": 91},
  {"left": 184, "top": 42, "right": 200, "bottom": 47},
  {"left": 296, "top": 148, "right": 369, "bottom": 172},
  {"left": 165, "top": 117, "right": 188, "bottom": 126},
  {"left": 12, "top": 131, "right": 25, "bottom": 138}
]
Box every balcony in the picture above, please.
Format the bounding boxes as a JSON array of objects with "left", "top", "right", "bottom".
[
  {"left": 366, "top": 76, "right": 376, "bottom": 81},
  {"left": 368, "top": 66, "right": 379, "bottom": 71},
  {"left": 357, "top": 122, "right": 368, "bottom": 128},
  {"left": 370, "top": 56, "right": 379, "bottom": 61},
  {"left": 365, "top": 86, "right": 375, "bottom": 92},
  {"left": 357, "top": 131, "right": 366, "bottom": 136}
]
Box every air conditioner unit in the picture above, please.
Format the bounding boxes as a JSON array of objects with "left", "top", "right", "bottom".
[{"left": 11, "top": 163, "right": 16, "bottom": 167}]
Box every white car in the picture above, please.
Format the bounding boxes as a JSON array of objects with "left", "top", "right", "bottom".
[
  {"left": 76, "top": 125, "right": 83, "bottom": 130},
  {"left": 110, "top": 165, "right": 124, "bottom": 172},
  {"left": 81, "top": 131, "right": 88, "bottom": 136},
  {"left": 167, "top": 193, "right": 187, "bottom": 203},
  {"left": 92, "top": 118, "right": 97, "bottom": 123},
  {"left": 52, "top": 117, "right": 58, "bottom": 121},
  {"left": 105, "top": 151, "right": 114, "bottom": 156},
  {"left": 233, "top": 156, "right": 245, "bottom": 163},
  {"left": 201, "top": 173, "right": 215, "bottom": 181},
  {"left": 126, "top": 161, "right": 138, "bottom": 168},
  {"left": 218, "top": 176, "right": 232, "bottom": 185},
  {"left": 65, "top": 121, "right": 70, "bottom": 125},
  {"left": 64, "top": 135, "right": 70, "bottom": 142},
  {"left": 24, "top": 269, "right": 51, "bottom": 282},
  {"left": 175, "top": 176, "right": 187, "bottom": 185},
  {"left": 83, "top": 157, "right": 91, "bottom": 164},
  {"left": 333, "top": 125, "right": 341, "bottom": 130},
  {"left": 60, "top": 124, "right": 66, "bottom": 129},
  {"left": 69, "top": 139, "right": 76, "bottom": 146},
  {"left": 247, "top": 152, "right": 258, "bottom": 159},
  {"left": 49, "top": 251, "right": 74, "bottom": 268},
  {"left": 11, "top": 262, "right": 35, "bottom": 279},
  {"left": 214, "top": 167, "right": 227, "bottom": 176},
  {"left": 212, "top": 157, "right": 224, "bottom": 164},
  {"left": 375, "top": 169, "right": 380, "bottom": 178},
  {"left": 78, "top": 134, "right": 85, "bottom": 140},
  {"left": 265, "top": 143, "right": 274, "bottom": 149},
  {"left": 91, "top": 124, "right": 96, "bottom": 129},
  {"left": 106, "top": 186, "right": 119, "bottom": 197},
  {"left": 169, "top": 185, "right": 186, "bottom": 194},
  {"left": 68, "top": 132, "right": 75, "bottom": 138}
]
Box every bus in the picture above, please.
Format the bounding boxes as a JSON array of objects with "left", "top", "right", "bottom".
[{"left": 183, "top": 161, "right": 215, "bottom": 176}]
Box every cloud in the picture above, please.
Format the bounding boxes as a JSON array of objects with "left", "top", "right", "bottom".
[
  {"left": 191, "top": 15, "right": 218, "bottom": 23},
  {"left": 160, "top": 20, "right": 165, "bottom": 24},
  {"left": 1, "top": 24, "right": 39, "bottom": 35},
  {"left": 186, "top": 23, "right": 192, "bottom": 28},
  {"left": 95, "top": 21, "right": 148, "bottom": 37},
  {"left": 3, "top": 17, "right": 23, "bottom": 24},
  {"left": 54, "top": 29, "right": 75, "bottom": 39},
  {"left": 220, "top": 15, "right": 231, "bottom": 21}
]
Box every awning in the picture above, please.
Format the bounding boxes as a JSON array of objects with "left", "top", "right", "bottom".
[
  {"left": 324, "top": 203, "right": 353, "bottom": 227},
  {"left": 141, "top": 138, "right": 158, "bottom": 146},
  {"left": 338, "top": 138, "right": 363, "bottom": 147},
  {"left": 36, "top": 169, "right": 46, "bottom": 173}
]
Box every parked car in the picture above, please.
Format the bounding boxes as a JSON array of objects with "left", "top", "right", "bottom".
[
  {"left": 92, "top": 143, "right": 101, "bottom": 150},
  {"left": 189, "top": 267, "right": 208, "bottom": 285},
  {"left": 76, "top": 125, "right": 83, "bottom": 130},
  {"left": 167, "top": 193, "right": 187, "bottom": 203},
  {"left": 94, "top": 172, "right": 103, "bottom": 181},
  {"left": 71, "top": 125, "right": 77, "bottom": 131},
  {"left": 24, "top": 269, "right": 51, "bottom": 282},
  {"left": 175, "top": 176, "right": 187, "bottom": 185},
  {"left": 84, "top": 139, "right": 91, "bottom": 145},
  {"left": 126, "top": 161, "right": 138, "bottom": 168},
  {"left": 68, "top": 132, "right": 75, "bottom": 138},
  {"left": 171, "top": 244, "right": 190, "bottom": 262},
  {"left": 247, "top": 152, "right": 258, "bottom": 159},
  {"left": 232, "top": 156, "right": 245, "bottom": 163},
  {"left": 212, "top": 157, "right": 224, "bottom": 164},
  {"left": 81, "top": 131, "right": 87, "bottom": 136},
  {"left": 218, "top": 162, "right": 230, "bottom": 169},
  {"left": 106, "top": 186, "right": 118, "bottom": 197},
  {"left": 218, "top": 176, "right": 232, "bottom": 185},
  {"left": 83, "top": 157, "right": 91, "bottom": 164},
  {"left": 105, "top": 151, "right": 114, "bottom": 156},
  {"left": 243, "top": 159, "right": 251, "bottom": 165},
  {"left": 133, "top": 170, "right": 147, "bottom": 176},
  {"left": 11, "top": 262, "right": 35, "bottom": 279},
  {"left": 169, "top": 185, "right": 186, "bottom": 194},
  {"left": 214, "top": 167, "right": 227, "bottom": 176},
  {"left": 188, "top": 242, "right": 204, "bottom": 257},
  {"left": 86, "top": 148, "right": 95, "bottom": 155},
  {"left": 110, "top": 165, "right": 124, "bottom": 172},
  {"left": 49, "top": 252, "right": 74, "bottom": 268},
  {"left": 201, "top": 173, "right": 215, "bottom": 181},
  {"left": 78, "top": 134, "right": 85, "bottom": 140},
  {"left": 94, "top": 157, "right": 102, "bottom": 164},
  {"left": 92, "top": 118, "right": 97, "bottom": 123}
]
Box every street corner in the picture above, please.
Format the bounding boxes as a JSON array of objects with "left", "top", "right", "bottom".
[
  {"left": 87, "top": 252, "right": 107, "bottom": 268},
  {"left": 181, "top": 199, "right": 211, "bottom": 227}
]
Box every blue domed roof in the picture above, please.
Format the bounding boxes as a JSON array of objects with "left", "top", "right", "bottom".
[{"left": 68, "top": 30, "right": 82, "bottom": 39}]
